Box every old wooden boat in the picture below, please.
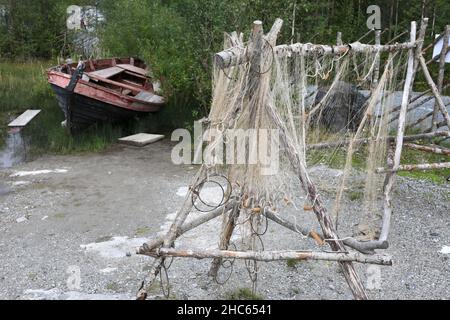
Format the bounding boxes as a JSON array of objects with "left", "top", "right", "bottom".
[{"left": 47, "top": 57, "right": 165, "bottom": 132}]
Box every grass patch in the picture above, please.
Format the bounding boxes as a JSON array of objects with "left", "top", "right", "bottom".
[
  {"left": 307, "top": 146, "right": 367, "bottom": 170},
  {"left": 398, "top": 147, "right": 450, "bottom": 184},
  {"left": 348, "top": 190, "right": 364, "bottom": 201},
  {"left": 226, "top": 288, "right": 263, "bottom": 300},
  {"left": 306, "top": 133, "right": 449, "bottom": 184},
  {"left": 286, "top": 258, "right": 299, "bottom": 269}
]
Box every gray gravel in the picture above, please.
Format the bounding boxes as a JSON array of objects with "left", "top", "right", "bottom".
[{"left": 0, "top": 140, "right": 449, "bottom": 300}]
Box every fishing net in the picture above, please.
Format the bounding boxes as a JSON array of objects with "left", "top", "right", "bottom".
[{"left": 199, "top": 27, "right": 409, "bottom": 251}]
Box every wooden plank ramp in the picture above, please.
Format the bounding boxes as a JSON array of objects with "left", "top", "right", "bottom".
[{"left": 8, "top": 110, "right": 41, "bottom": 127}]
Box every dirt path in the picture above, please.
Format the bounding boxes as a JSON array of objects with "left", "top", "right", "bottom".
[{"left": 0, "top": 140, "right": 448, "bottom": 300}]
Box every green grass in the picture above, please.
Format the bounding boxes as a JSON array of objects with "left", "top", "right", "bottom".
[
  {"left": 0, "top": 60, "right": 167, "bottom": 156},
  {"left": 226, "top": 288, "right": 263, "bottom": 300},
  {"left": 286, "top": 258, "right": 299, "bottom": 268},
  {"left": 307, "top": 138, "right": 449, "bottom": 184},
  {"left": 348, "top": 190, "right": 364, "bottom": 201},
  {"left": 307, "top": 147, "right": 366, "bottom": 170},
  {"left": 398, "top": 147, "right": 450, "bottom": 184}
]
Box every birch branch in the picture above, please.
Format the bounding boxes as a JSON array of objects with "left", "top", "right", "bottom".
[
  {"left": 145, "top": 248, "right": 393, "bottom": 266},
  {"left": 215, "top": 40, "right": 418, "bottom": 69},
  {"left": 379, "top": 21, "right": 417, "bottom": 243},
  {"left": 432, "top": 25, "right": 449, "bottom": 131},
  {"left": 376, "top": 162, "right": 450, "bottom": 173},
  {"left": 307, "top": 131, "right": 450, "bottom": 150},
  {"left": 419, "top": 54, "right": 450, "bottom": 130},
  {"left": 404, "top": 143, "right": 450, "bottom": 155},
  {"left": 264, "top": 209, "right": 388, "bottom": 254},
  {"left": 137, "top": 201, "right": 235, "bottom": 255}
]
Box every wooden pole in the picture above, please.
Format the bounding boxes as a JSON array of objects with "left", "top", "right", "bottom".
[
  {"left": 379, "top": 21, "right": 416, "bottom": 243},
  {"left": 146, "top": 248, "right": 393, "bottom": 266},
  {"left": 372, "top": 30, "right": 381, "bottom": 90},
  {"left": 426, "top": 48, "right": 450, "bottom": 65},
  {"left": 215, "top": 41, "right": 418, "bottom": 69},
  {"left": 208, "top": 203, "right": 240, "bottom": 278},
  {"left": 336, "top": 32, "right": 343, "bottom": 70},
  {"left": 411, "top": 18, "right": 429, "bottom": 89},
  {"left": 376, "top": 162, "right": 450, "bottom": 173},
  {"left": 137, "top": 202, "right": 235, "bottom": 255},
  {"left": 208, "top": 20, "right": 270, "bottom": 278},
  {"left": 391, "top": 84, "right": 449, "bottom": 126},
  {"left": 307, "top": 131, "right": 450, "bottom": 150},
  {"left": 241, "top": 19, "right": 369, "bottom": 299},
  {"left": 266, "top": 101, "right": 369, "bottom": 299},
  {"left": 404, "top": 143, "right": 450, "bottom": 155},
  {"left": 419, "top": 54, "right": 450, "bottom": 130},
  {"left": 263, "top": 209, "right": 324, "bottom": 245},
  {"left": 432, "top": 25, "right": 449, "bottom": 131},
  {"left": 137, "top": 166, "right": 207, "bottom": 300},
  {"left": 264, "top": 208, "right": 388, "bottom": 254}
]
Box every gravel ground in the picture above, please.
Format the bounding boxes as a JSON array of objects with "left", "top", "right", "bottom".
[{"left": 0, "top": 140, "right": 449, "bottom": 300}]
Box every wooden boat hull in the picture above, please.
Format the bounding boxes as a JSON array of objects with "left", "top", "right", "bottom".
[
  {"left": 47, "top": 57, "right": 165, "bottom": 131},
  {"left": 50, "top": 84, "right": 151, "bottom": 129}
]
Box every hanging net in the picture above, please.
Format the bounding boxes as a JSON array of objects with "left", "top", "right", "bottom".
[{"left": 197, "top": 25, "right": 409, "bottom": 258}]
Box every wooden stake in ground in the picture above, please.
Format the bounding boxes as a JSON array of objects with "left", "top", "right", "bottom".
[{"left": 208, "top": 203, "right": 240, "bottom": 278}]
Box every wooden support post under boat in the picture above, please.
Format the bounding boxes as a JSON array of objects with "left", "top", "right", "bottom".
[
  {"left": 376, "top": 162, "right": 450, "bottom": 173},
  {"left": 432, "top": 25, "right": 449, "bottom": 131},
  {"left": 144, "top": 248, "right": 393, "bottom": 266}
]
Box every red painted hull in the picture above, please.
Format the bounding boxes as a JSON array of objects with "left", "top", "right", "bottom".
[
  {"left": 47, "top": 71, "right": 162, "bottom": 112},
  {"left": 46, "top": 57, "right": 165, "bottom": 130}
]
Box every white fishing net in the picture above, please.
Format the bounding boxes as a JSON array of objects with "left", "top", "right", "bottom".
[{"left": 202, "top": 28, "right": 408, "bottom": 227}]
